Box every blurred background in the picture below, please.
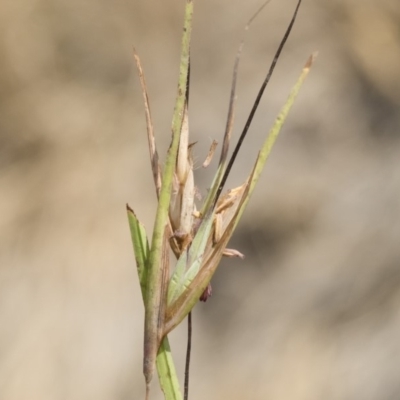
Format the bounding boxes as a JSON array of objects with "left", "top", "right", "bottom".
[{"left": 1, "top": 0, "right": 400, "bottom": 399}]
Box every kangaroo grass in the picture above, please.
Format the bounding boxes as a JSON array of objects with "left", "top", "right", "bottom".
[{"left": 127, "top": 0, "right": 315, "bottom": 399}]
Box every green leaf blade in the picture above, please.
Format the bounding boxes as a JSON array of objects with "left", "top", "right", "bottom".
[
  {"left": 126, "top": 207, "right": 182, "bottom": 400},
  {"left": 156, "top": 339, "right": 183, "bottom": 400},
  {"left": 127, "top": 205, "right": 149, "bottom": 301},
  {"left": 167, "top": 210, "right": 214, "bottom": 305},
  {"left": 234, "top": 53, "right": 317, "bottom": 228}
]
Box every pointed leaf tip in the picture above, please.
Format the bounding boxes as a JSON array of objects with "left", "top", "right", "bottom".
[{"left": 305, "top": 52, "right": 318, "bottom": 69}]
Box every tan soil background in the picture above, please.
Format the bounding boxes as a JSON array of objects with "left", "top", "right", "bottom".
[{"left": 1, "top": 0, "right": 400, "bottom": 399}]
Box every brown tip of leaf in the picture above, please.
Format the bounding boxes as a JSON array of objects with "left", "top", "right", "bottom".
[
  {"left": 202, "top": 140, "right": 218, "bottom": 168},
  {"left": 126, "top": 203, "right": 134, "bottom": 213},
  {"left": 305, "top": 51, "right": 318, "bottom": 69},
  {"left": 223, "top": 248, "right": 245, "bottom": 259}
]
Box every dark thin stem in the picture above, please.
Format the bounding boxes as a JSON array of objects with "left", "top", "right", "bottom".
[
  {"left": 184, "top": 311, "right": 192, "bottom": 400},
  {"left": 183, "top": 54, "right": 192, "bottom": 400},
  {"left": 187, "top": 57, "right": 191, "bottom": 104},
  {"left": 213, "top": 0, "right": 303, "bottom": 207}
]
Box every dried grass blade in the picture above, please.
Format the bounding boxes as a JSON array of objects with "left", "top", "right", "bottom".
[
  {"left": 201, "top": 1, "right": 269, "bottom": 214},
  {"left": 213, "top": 0, "right": 303, "bottom": 206},
  {"left": 133, "top": 48, "right": 162, "bottom": 198},
  {"left": 202, "top": 140, "right": 218, "bottom": 168}
]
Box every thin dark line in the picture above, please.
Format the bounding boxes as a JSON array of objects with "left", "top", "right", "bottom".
[
  {"left": 213, "top": 0, "right": 303, "bottom": 207},
  {"left": 187, "top": 56, "right": 191, "bottom": 104},
  {"left": 184, "top": 54, "right": 192, "bottom": 400},
  {"left": 184, "top": 311, "right": 192, "bottom": 400}
]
